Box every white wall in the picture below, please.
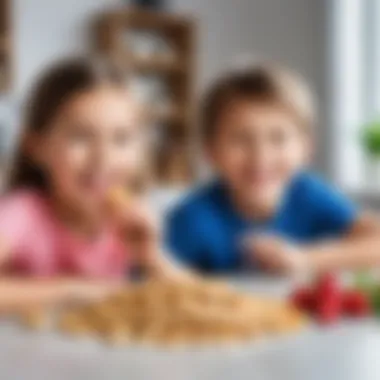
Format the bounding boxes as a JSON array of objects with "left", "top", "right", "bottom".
[
  {"left": 10, "top": 0, "right": 326, "bottom": 103},
  {"left": 171, "top": 0, "right": 325, "bottom": 89},
  {"left": 1, "top": 0, "right": 328, "bottom": 173},
  {"left": 170, "top": 0, "right": 328, "bottom": 174},
  {"left": 0, "top": 0, "right": 123, "bottom": 152},
  {"left": 12, "top": 0, "right": 122, "bottom": 96}
]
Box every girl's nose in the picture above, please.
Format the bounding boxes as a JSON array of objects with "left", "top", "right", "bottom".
[{"left": 91, "top": 140, "right": 112, "bottom": 174}]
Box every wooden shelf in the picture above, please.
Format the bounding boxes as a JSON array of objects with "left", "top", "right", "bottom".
[
  {"left": 0, "top": 36, "right": 8, "bottom": 54},
  {"left": 0, "top": 0, "right": 11, "bottom": 92},
  {"left": 103, "top": 8, "right": 194, "bottom": 32},
  {"left": 144, "top": 107, "right": 187, "bottom": 124},
  {"left": 94, "top": 8, "right": 196, "bottom": 185},
  {"left": 128, "top": 56, "right": 186, "bottom": 74}
]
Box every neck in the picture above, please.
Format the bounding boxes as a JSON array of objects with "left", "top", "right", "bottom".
[
  {"left": 48, "top": 193, "right": 103, "bottom": 238},
  {"left": 228, "top": 187, "right": 281, "bottom": 221}
]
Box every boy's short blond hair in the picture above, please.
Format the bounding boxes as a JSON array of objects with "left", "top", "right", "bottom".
[{"left": 201, "top": 62, "right": 316, "bottom": 142}]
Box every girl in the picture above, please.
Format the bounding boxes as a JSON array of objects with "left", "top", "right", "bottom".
[{"left": 0, "top": 56, "right": 174, "bottom": 309}]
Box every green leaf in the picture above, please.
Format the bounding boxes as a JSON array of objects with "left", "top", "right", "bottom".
[{"left": 361, "top": 120, "right": 380, "bottom": 156}]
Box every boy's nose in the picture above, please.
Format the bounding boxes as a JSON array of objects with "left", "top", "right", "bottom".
[{"left": 250, "top": 144, "right": 271, "bottom": 163}]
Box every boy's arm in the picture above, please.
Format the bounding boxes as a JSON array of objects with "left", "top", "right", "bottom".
[
  {"left": 305, "top": 213, "right": 380, "bottom": 273},
  {"left": 251, "top": 213, "right": 380, "bottom": 274},
  {"left": 251, "top": 174, "right": 380, "bottom": 274}
]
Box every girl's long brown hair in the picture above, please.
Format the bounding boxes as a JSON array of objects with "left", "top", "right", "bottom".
[{"left": 9, "top": 56, "right": 126, "bottom": 192}]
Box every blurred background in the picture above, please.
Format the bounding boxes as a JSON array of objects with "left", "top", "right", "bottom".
[{"left": 0, "top": 0, "right": 378, "bottom": 210}]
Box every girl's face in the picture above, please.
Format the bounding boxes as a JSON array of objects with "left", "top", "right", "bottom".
[{"left": 31, "top": 86, "right": 143, "bottom": 216}]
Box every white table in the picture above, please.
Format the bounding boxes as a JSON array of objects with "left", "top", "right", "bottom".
[{"left": 1, "top": 277, "right": 380, "bottom": 380}]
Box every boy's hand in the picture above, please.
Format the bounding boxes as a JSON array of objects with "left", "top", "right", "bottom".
[{"left": 247, "top": 235, "right": 310, "bottom": 275}]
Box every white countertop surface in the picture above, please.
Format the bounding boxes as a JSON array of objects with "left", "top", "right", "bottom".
[{"left": 1, "top": 276, "right": 380, "bottom": 380}]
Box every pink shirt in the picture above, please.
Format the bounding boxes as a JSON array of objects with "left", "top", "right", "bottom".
[{"left": 0, "top": 190, "right": 127, "bottom": 278}]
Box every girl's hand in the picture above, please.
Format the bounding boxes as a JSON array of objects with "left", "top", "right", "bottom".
[
  {"left": 247, "top": 235, "right": 310, "bottom": 275},
  {"left": 116, "top": 199, "right": 160, "bottom": 246},
  {"left": 107, "top": 188, "right": 196, "bottom": 283},
  {"left": 106, "top": 188, "right": 161, "bottom": 269},
  {"left": 152, "top": 254, "right": 199, "bottom": 284}
]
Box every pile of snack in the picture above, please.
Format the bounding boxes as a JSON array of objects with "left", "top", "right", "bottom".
[
  {"left": 53, "top": 280, "right": 306, "bottom": 346},
  {"left": 290, "top": 273, "right": 371, "bottom": 324}
]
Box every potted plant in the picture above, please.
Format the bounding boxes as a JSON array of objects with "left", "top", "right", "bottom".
[{"left": 361, "top": 119, "right": 380, "bottom": 188}]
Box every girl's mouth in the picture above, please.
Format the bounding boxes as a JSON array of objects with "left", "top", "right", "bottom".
[{"left": 79, "top": 173, "right": 113, "bottom": 197}]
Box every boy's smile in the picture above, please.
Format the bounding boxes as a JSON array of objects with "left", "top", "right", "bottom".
[{"left": 208, "top": 99, "right": 310, "bottom": 217}]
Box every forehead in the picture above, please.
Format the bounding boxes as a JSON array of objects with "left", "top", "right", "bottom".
[
  {"left": 220, "top": 98, "right": 296, "bottom": 126},
  {"left": 58, "top": 86, "right": 141, "bottom": 125}
]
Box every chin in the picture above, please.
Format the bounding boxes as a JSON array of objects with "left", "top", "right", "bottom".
[
  {"left": 245, "top": 184, "right": 282, "bottom": 202},
  {"left": 245, "top": 180, "right": 279, "bottom": 192},
  {"left": 78, "top": 197, "right": 102, "bottom": 213}
]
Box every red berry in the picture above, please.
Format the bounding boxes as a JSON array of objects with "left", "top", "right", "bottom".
[
  {"left": 290, "top": 287, "right": 316, "bottom": 312},
  {"left": 317, "top": 296, "right": 342, "bottom": 324},
  {"left": 316, "top": 273, "right": 342, "bottom": 324},
  {"left": 317, "top": 273, "right": 339, "bottom": 293},
  {"left": 342, "top": 290, "right": 371, "bottom": 317}
]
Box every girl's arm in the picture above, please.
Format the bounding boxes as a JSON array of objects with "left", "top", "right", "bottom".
[
  {"left": 0, "top": 238, "right": 121, "bottom": 312},
  {"left": 0, "top": 277, "right": 121, "bottom": 312}
]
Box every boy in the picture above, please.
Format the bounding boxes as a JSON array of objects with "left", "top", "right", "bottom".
[{"left": 166, "top": 62, "right": 380, "bottom": 275}]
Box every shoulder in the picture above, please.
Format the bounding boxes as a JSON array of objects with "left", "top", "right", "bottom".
[
  {"left": 288, "top": 171, "right": 343, "bottom": 205},
  {"left": 166, "top": 181, "right": 226, "bottom": 240},
  {"left": 0, "top": 189, "right": 49, "bottom": 248},
  {"left": 0, "top": 189, "right": 46, "bottom": 220},
  {"left": 287, "top": 171, "right": 357, "bottom": 226},
  {"left": 290, "top": 171, "right": 326, "bottom": 192}
]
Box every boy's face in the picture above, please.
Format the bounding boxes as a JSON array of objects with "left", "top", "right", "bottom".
[{"left": 207, "top": 99, "right": 311, "bottom": 209}]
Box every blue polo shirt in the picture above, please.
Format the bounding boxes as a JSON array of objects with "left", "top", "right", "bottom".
[{"left": 165, "top": 172, "right": 357, "bottom": 273}]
